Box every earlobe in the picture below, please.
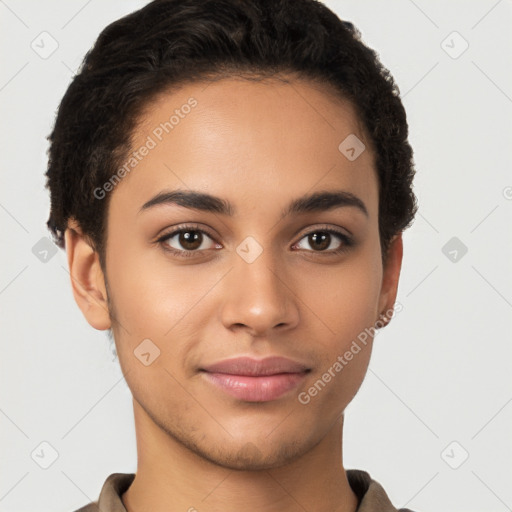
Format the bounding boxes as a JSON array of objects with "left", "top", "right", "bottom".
[
  {"left": 64, "top": 219, "right": 112, "bottom": 331},
  {"left": 377, "top": 233, "right": 404, "bottom": 323}
]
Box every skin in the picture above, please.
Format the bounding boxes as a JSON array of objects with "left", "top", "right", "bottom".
[{"left": 65, "top": 75, "right": 403, "bottom": 512}]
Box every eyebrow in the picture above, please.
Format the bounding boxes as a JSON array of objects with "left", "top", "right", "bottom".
[{"left": 139, "top": 188, "right": 368, "bottom": 219}]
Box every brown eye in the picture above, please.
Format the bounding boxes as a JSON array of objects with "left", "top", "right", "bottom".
[
  {"left": 295, "top": 229, "right": 351, "bottom": 253},
  {"left": 177, "top": 230, "right": 203, "bottom": 251},
  {"left": 307, "top": 232, "right": 331, "bottom": 251},
  {"left": 157, "top": 226, "right": 219, "bottom": 256}
]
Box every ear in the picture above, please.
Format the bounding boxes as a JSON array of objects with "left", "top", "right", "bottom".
[
  {"left": 377, "top": 233, "right": 403, "bottom": 321},
  {"left": 64, "top": 218, "right": 111, "bottom": 331}
]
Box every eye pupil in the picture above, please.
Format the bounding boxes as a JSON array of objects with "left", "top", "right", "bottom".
[
  {"left": 310, "top": 232, "right": 330, "bottom": 251},
  {"left": 180, "top": 230, "right": 202, "bottom": 250}
]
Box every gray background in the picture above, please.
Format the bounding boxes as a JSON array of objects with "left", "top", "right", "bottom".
[{"left": 1, "top": 1, "right": 511, "bottom": 511}]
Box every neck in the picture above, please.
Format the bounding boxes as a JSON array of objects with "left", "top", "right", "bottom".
[{"left": 122, "top": 399, "right": 359, "bottom": 512}]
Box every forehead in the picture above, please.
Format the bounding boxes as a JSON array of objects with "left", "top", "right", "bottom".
[{"left": 111, "top": 76, "right": 377, "bottom": 218}]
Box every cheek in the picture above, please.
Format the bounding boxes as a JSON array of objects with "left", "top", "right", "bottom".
[
  {"left": 309, "top": 252, "right": 383, "bottom": 345},
  {"left": 106, "top": 243, "right": 186, "bottom": 326},
  {"left": 105, "top": 245, "right": 227, "bottom": 363},
  {"left": 297, "top": 271, "right": 380, "bottom": 414},
  {"left": 299, "top": 249, "right": 382, "bottom": 400}
]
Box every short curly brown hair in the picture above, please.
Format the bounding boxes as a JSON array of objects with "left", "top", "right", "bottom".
[{"left": 45, "top": 0, "right": 417, "bottom": 269}]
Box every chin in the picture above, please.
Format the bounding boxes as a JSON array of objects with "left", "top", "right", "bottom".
[{"left": 197, "top": 436, "right": 310, "bottom": 471}]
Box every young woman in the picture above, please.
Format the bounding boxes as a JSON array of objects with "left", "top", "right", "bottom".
[{"left": 45, "top": 1, "right": 417, "bottom": 510}]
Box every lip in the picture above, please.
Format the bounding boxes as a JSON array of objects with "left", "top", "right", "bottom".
[
  {"left": 201, "top": 356, "right": 311, "bottom": 376},
  {"left": 200, "top": 356, "right": 311, "bottom": 402}
]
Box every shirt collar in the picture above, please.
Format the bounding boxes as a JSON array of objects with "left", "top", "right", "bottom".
[{"left": 87, "top": 469, "right": 405, "bottom": 512}]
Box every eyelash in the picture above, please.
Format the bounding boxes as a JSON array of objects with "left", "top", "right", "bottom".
[{"left": 155, "top": 223, "right": 354, "bottom": 259}]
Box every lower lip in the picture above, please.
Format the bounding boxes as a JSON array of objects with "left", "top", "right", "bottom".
[{"left": 201, "top": 371, "right": 308, "bottom": 402}]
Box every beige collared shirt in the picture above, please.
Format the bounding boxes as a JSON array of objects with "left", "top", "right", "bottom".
[{"left": 73, "top": 470, "right": 415, "bottom": 512}]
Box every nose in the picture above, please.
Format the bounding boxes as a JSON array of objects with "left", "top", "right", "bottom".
[{"left": 219, "top": 244, "right": 300, "bottom": 337}]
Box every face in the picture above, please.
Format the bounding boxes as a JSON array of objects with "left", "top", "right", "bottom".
[{"left": 67, "top": 76, "right": 402, "bottom": 470}]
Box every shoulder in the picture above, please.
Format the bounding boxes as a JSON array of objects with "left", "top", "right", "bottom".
[
  {"left": 347, "top": 469, "right": 416, "bottom": 512},
  {"left": 70, "top": 473, "right": 135, "bottom": 512},
  {"left": 72, "top": 504, "right": 99, "bottom": 512}
]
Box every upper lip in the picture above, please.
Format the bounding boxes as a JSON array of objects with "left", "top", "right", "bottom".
[{"left": 201, "top": 356, "right": 311, "bottom": 376}]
